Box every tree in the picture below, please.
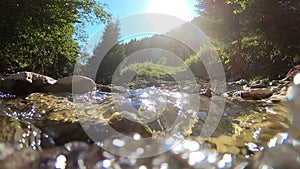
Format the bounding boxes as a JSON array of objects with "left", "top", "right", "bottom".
[
  {"left": 194, "top": 0, "right": 300, "bottom": 79},
  {"left": 0, "top": 0, "right": 111, "bottom": 77},
  {"left": 87, "top": 21, "right": 125, "bottom": 84},
  {"left": 195, "top": 0, "right": 247, "bottom": 78}
]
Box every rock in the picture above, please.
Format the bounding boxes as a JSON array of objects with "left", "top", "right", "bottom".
[
  {"left": 0, "top": 71, "right": 57, "bottom": 95},
  {"left": 222, "top": 91, "right": 235, "bottom": 98},
  {"left": 41, "top": 75, "right": 96, "bottom": 94},
  {"left": 0, "top": 72, "right": 96, "bottom": 94},
  {"left": 240, "top": 88, "right": 273, "bottom": 100},
  {"left": 108, "top": 112, "right": 152, "bottom": 138},
  {"left": 0, "top": 143, "right": 14, "bottom": 160},
  {"left": 182, "top": 85, "right": 199, "bottom": 93},
  {"left": 97, "top": 84, "right": 126, "bottom": 93},
  {"left": 199, "top": 88, "right": 212, "bottom": 98},
  {"left": 270, "top": 80, "right": 279, "bottom": 86},
  {"left": 280, "top": 86, "right": 288, "bottom": 95},
  {"left": 266, "top": 95, "right": 285, "bottom": 103},
  {"left": 242, "top": 84, "right": 251, "bottom": 90},
  {"left": 0, "top": 116, "right": 42, "bottom": 150},
  {"left": 145, "top": 80, "right": 159, "bottom": 87},
  {"left": 112, "top": 85, "right": 126, "bottom": 93},
  {"left": 236, "top": 79, "right": 249, "bottom": 85},
  {"left": 250, "top": 79, "right": 269, "bottom": 88},
  {"left": 97, "top": 84, "right": 112, "bottom": 92},
  {"left": 270, "top": 86, "right": 280, "bottom": 93}
]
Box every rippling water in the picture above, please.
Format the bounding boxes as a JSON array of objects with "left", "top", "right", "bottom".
[{"left": 0, "top": 86, "right": 292, "bottom": 168}]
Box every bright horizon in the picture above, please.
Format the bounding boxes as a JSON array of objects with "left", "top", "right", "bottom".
[
  {"left": 83, "top": 0, "right": 198, "bottom": 54},
  {"left": 147, "top": 0, "right": 196, "bottom": 21}
]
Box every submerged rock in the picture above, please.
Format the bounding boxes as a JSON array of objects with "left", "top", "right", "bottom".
[
  {"left": 108, "top": 112, "right": 153, "bottom": 138},
  {"left": 0, "top": 115, "right": 42, "bottom": 150}
]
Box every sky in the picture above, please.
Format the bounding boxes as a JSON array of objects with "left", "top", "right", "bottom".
[{"left": 83, "top": 0, "right": 198, "bottom": 53}]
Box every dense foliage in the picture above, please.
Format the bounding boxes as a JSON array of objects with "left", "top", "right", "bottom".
[
  {"left": 2, "top": 0, "right": 299, "bottom": 81},
  {"left": 0, "top": 0, "right": 110, "bottom": 78},
  {"left": 195, "top": 0, "right": 300, "bottom": 79}
]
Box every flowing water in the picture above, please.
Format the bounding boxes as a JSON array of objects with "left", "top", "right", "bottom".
[{"left": 0, "top": 85, "right": 291, "bottom": 169}]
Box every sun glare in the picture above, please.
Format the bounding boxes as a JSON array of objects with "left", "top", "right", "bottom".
[{"left": 147, "top": 0, "right": 194, "bottom": 21}]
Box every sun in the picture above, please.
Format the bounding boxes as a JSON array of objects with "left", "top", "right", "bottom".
[{"left": 147, "top": 0, "right": 194, "bottom": 21}]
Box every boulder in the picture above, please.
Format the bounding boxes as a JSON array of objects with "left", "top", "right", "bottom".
[
  {"left": 240, "top": 88, "right": 273, "bottom": 100},
  {"left": 0, "top": 72, "right": 96, "bottom": 95},
  {"left": 41, "top": 75, "right": 96, "bottom": 94},
  {"left": 0, "top": 71, "right": 57, "bottom": 95}
]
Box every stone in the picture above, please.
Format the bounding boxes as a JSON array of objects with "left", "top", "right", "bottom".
[
  {"left": 222, "top": 91, "right": 235, "bottom": 98},
  {"left": 0, "top": 72, "right": 96, "bottom": 94},
  {"left": 108, "top": 112, "right": 152, "bottom": 138},
  {"left": 97, "top": 84, "right": 112, "bottom": 92},
  {"left": 41, "top": 75, "right": 96, "bottom": 94},
  {"left": 240, "top": 88, "right": 273, "bottom": 100},
  {"left": 0, "top": 71, "right": 57, "bottom": 94},
  {"left": 199, "top": 88, "right": 212, "bottom": 98},
  {"left": 236, "top": 79, "right": 249, "bottom": 85},
  {"left": 0, "top": 143, "right": 14, "bottom": 160},
  {"left": 182, "top": 85, "right": 199, "bottom": 93},
  {"left": 270, "top": 86, "right": 280, "bottom": 93},
  {"left": 250, "top": 79, "right": 269, "bottom": 88},
  {"left": 270, "top": 80, "right": 279, "bottom": 86},
  {"left": 97, "top": 84, "right": 126, "bottom": 93}
]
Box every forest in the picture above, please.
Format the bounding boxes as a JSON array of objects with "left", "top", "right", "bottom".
[
  {"left": 1, "top": 1, "right": 300, "bottom": 168},
  {"left": 1, "top": 0, "right": 300, "bottom": 83}
]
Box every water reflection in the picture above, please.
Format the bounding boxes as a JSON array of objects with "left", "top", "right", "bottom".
[
  {"left": 0, "top": 80, "right": 294, "bottom": 168},
  {"left": 55, "top": 155, "right": 67, "bottom": 169},
  {"left": 248, "top": 73, "right": 300, "bottom": 168}
]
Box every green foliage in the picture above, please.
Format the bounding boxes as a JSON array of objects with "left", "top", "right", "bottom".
[
  {"left": 226, "top": 0, "right": 249, "bottom": 14},
  {"left": 195, "top": 0, "right": 300, "bottom": 80},
  {"left": 119, "top": 55, "right": 189, "bottom": 80},
  {"left": 185, "top": 54, "right": 200, "bottom": 66},
  {"left": 0, "top": 0, "right": 111, "bottom": 77},
  {"left": 250, "top": 75, "right": 264, "bottom": 82}
]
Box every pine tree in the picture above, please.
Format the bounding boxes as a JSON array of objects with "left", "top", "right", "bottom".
[{"left": 87, "top": 21, "right": 125, "bottom": 84}]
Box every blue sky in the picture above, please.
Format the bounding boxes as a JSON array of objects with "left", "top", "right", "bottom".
[{"left": 83, "top": 0, "right": 198, "bottom": 55}]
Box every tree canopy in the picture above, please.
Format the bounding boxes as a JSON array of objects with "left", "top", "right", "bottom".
[
  {"left": 2, "top": 0, "right": 299, "bottom": 81},
  {"left": 86, "top": 21, "right": 126, "bottom": 84},
  {"left": 0, "top": 0, "right": 111, "bottom": 78},
  {"left": 195, "top": 0, "right": 300, "bottom": 79}
]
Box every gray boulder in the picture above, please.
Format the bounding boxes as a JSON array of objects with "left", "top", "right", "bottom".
[
  {"left": 0, "top": 72, "right": 96, "bottom": 95},
  {"left": 41, "top": 75, "right": 96, "bottom": 94},
  {"left": 0, "top": 71, "right": 57, "bottom": 94}
]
